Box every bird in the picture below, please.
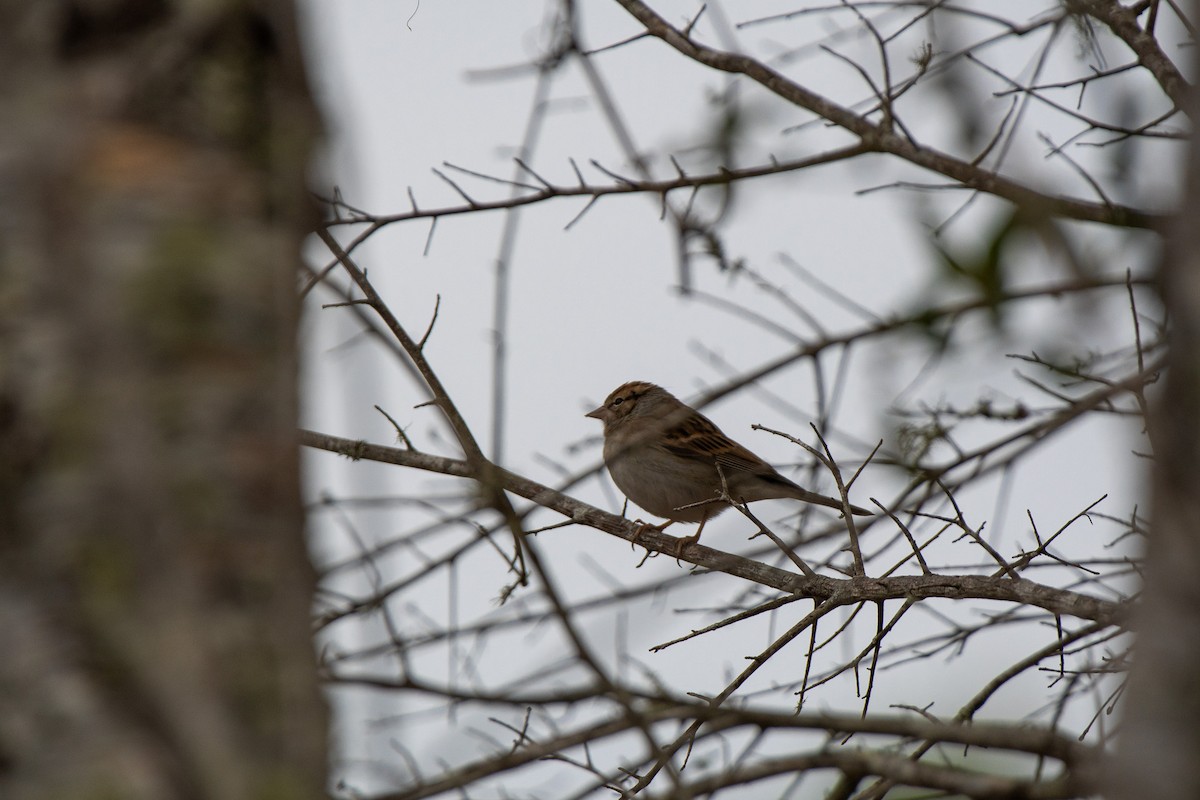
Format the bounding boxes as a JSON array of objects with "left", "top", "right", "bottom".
[{"left": 586, "top": 380, "right": 871, "bottom": 553}]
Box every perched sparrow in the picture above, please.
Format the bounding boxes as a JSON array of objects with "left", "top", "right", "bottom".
[{"left": 586, "top": 381, "right": 870, "bottom": 552}]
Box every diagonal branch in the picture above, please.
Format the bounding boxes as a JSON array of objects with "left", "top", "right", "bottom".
[
  {"left": 315, "top": 228, "right": 529, "bottom": 585},
  {"left": 612, "top": 0, "right": 1157, "bottom": 229},
  {"left": 1072, "top": 0, "right": 1191, "bottom": 111}
]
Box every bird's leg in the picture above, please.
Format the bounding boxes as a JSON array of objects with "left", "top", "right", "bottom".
[{"left": 672, "top": 511, "right": 710, "bottom": 557}]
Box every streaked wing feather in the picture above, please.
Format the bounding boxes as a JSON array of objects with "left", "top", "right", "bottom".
[{"left": 660, "top": 413, "right": 772, "bottom": 474}]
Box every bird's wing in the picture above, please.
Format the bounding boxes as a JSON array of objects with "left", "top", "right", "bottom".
[{"left": 660, "top": 412, "right": 773, "bottom": 475}]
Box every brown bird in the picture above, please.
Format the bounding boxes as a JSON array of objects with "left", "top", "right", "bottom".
[{"left": 586, "top": 381, "right": 870, "bottom": 552}]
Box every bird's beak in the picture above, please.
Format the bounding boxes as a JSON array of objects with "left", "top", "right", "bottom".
[{"left": 585, "top": 405, "right": 606, "bottom": 421}]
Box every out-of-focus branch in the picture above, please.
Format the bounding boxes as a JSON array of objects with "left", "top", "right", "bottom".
[
  {"left": 613, "top": 0, "right": 1158, "bottom": 229},
  {"left": 1072, "top": 0, "right": 1191, "bottom": 111},
  {"left": 358, "top": 700, "right": 1098, "bottom": 800}
]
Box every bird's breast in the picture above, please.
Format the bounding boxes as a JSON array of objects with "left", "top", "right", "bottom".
[{"left": 603, "top": 439, "right": 723, "bottom": 522}]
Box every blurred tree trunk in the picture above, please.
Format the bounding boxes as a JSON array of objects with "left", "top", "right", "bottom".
[
  {"left": 0, "top": 2, "right": 326, "bottom": 799},
  {"left": 1113, "top": 12, "right": 1200, "bottom": 799}
]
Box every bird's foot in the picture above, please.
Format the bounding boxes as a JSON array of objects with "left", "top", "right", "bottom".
[
  {"left": 672, "top": 532, "right": 700, "bottom": 560},
  {"left": 630, "top": 519, "right": 673, "bottom": 550}
]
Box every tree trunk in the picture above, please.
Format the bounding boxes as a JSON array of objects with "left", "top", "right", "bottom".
[
  {"left": 1112, "top": 11, "right": 1200, "bottom": 798},
  {"left": 0, "top": 2, "right": 327, "bottom": 798}
]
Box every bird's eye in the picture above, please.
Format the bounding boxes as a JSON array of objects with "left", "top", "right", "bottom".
[{"left": 611, "top": 397, "right": 625, "bottom": 407}]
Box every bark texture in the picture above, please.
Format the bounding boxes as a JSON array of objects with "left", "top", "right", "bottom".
[{"left": 0, "top": 2, "right": 326, "bottom": 798}]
